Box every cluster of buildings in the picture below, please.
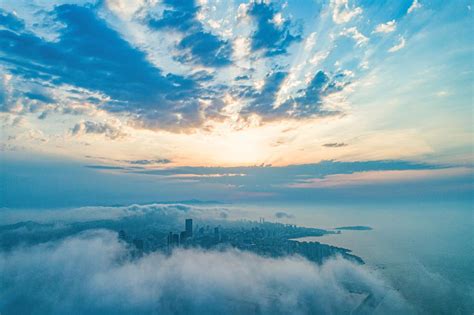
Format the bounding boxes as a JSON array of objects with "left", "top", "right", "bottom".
[
  {"left": 167, "top": 218, "right": 193, "bottom": 247},
  {"left": 159, "top": 218, "right": 363, "bottom": 264},
  {"left": 117, "top": 218, "right": 362, "bottom": 264}
]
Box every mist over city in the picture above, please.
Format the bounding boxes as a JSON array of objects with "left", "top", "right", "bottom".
[{"left": 1, "top": 0, "right": 473, "bottom": 314}]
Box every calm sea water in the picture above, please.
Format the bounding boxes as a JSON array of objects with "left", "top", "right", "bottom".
[{"left": 226, "top": 201, "right": 474, "bottom": 314}]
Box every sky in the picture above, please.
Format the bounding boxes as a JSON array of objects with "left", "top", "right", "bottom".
[{"left": 0, "top": 0, "right": 473, "bottom": 207}]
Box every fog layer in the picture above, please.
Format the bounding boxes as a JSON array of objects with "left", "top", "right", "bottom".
[{"left": 0, "top": 229, "right": 412, "bottom": 314}]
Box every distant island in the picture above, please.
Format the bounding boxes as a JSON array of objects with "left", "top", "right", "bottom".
[{"left": 335, "top": 226, "right": 373, "bottom": 231}]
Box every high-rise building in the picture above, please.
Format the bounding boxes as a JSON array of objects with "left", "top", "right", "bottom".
[
  {"left": 167, "top": 232, "right": 173, "bottom": 247},
  {"left": 133, "top": 239, "right": 144, "bottom": 251},
  {"left": 118, "top": 230, "right": 127, "bottom": 241},
  {"left": 214, "top": 226, "right": 220, "bottom": 241},
  {"left": 180, "top": 231, "right": 187, "bottom": 243},
  {"left": 172, "top": 233, "right": 180, "bottom": 246},
  {"left": 185, "top": 218, "right": 193, "bottom": 237},
  {"left": 168, "top": 232, "right": 180, "bottom": 247}
]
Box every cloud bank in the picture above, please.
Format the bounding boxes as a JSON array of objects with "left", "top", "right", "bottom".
[{"left": 0, "top": 230, "right": 412, "bottom": 314}]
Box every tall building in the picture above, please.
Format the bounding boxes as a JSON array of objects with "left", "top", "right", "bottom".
[
  {"left": 214, "top": 227, "right": 220, "bottom": 241},
  {"left": 168, "top": 232, "right": 180, "bottom": 247},
  {"left": 172, "top": 233, "right": 180, "bottom": 246},
  {"left": 185, "top": 219, "right": 193, "bottom": 237},
  {"left": 167, "top": 232, "right": 173, "bottom": 247},
  {"left": 180, "top": 231, "right": 187, "bottom": 243}
]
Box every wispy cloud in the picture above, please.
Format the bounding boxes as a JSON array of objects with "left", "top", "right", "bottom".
[
  {"left": 407, "top": 0, "right": 422, "bottom": 14},
  {"left": 330, "top": 0, "right": 363, "bottom": 24},
  {"left": 287, "top": 167, "right": 473, "bottom": 188},
  {"left": 340, "top": 27, "right": 369, "bottom": 47},
  {"left": 388, "top": 36, "right": 406, "bottom": 52},
  {"left": 323, "top": 142, "right": 348, "bottom": 148},
  {"left": 373, "top": 20, "right": 397, "bottom": 34}
]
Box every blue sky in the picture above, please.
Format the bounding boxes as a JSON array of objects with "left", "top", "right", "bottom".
[{"left": 0, "top": 0, "right": 472, "bottom": 207}]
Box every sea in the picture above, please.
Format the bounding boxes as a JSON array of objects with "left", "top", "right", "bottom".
[{"left": 225, "top": 201, "right": 474, "bottom": 314}]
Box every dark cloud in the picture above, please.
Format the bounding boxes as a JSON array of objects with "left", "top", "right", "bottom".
[
  {"left": 247, "top": 2, "right": 302, "bottom": 56},
  {"left": 240, "top": 70, "right": 348, "bottom": 120},
  {"left": 323, "top": 142, "right": 348, "bottom": 148},
  {"left": 126, "top": 159, "right": 171, "bottom": 165},
  {"left": 71, "top": 121, "right": 127, "bottom": 140},
  {"left": 0, "top": 5, "right": 206, "bottom": 129},
  {"left": 0, "top": 4, "right": 354, "bottom": 130},
  {"left": 84, "top": 156, "right": 172, "bottom": 166},
  {"left": 177, "top": 31, "right": 232, "bottom": 67},
  {"left": 147, "top": 0, "right": 232, "bottom": 67},
  {"left": 235, "top": 75, "right": 250, "bottom": 81},
  {"left": 0, "top": 9, "right": 24, "bottom": 31},
  {"left": 130, "top": 160, "right": 439, "bottom": 190},
  {"left": 85, "top": 165, "right": 128, "bottom": 170},
  {"left": 244, "top": 71, "right": 287, "bottom": 116},
  {"left": 24, "top": 92, "right": 54, "bottom": 104},
  {"left": 275, "top": 211, "right": 294, "bottom": 219}
]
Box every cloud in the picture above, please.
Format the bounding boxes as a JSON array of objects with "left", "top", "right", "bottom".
[
  {"left": 71, "top": 120, "right": 127, "bottom": 140},
  {"left": 287, "top": 167, "right": 473, "bottom": 188},
  {"left": 0, "top": 230, "right": 411, "bottom": 314},
  {"left": 330, "top": 0, "right": 363, "bottom": 24},
  {"left": 388, "top": 36, "right": 406, "bottom": 52},
  {"left": 147, "top": 0, "right": 232, "bottom": 67},
  {"left": 373, "top": 20, "right": 396, "bottom": 34},
  {"left": 0, "top": 1, "right": 380, "bottom": 133},
  {"left": 0, "top": 4, "right": 206, "bottom": 130},
  {"left": 24, "top": 92, "right": 54, "bottom": 104},
  {"left": 85, "top": 155, "right": 172, "bottom": 166},
  {"left": 340, "top": 27, "right": 369, "bottom": 47},
  {"left": 246, "top": 1, "right": 302, "bottom": 56},
  {"left": 0, "top": 204, "right": 235, "bottom": 243},
  {"left": 0, "top": 10, "right": 24, "bottom": 31},
  {"left": 323, "top": 142, "right": 348, "bottom": 148},
  {"left": 407, "top": 0, "right": 422, "bottom": 14},
  {"left": 125, "top": 159, "right": 172, "bottom": 165},
  {"left": 0, "top": 73, "right": 11, "bottom": 109},
  {"left": 275, "top": 211, "right": 294, "bottom": 219},
  {"left": 241, "top": 70, "right": 347, "bottom": 120},
  {"left": 126, "top": 160, "right": 442, "bottom": 193}
]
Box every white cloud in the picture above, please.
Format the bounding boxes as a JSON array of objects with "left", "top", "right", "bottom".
[
  {"left": 0, "top": 230, "right": 411, "bottom": 314},
  {"left": 105, "top": 0, "right": 145, "bottom": 19},
  {"left": 233, "top": 36, "right": 251, "bottom": 60},
  {"left": 340, "top": 27, "right": 368, "bottom": 47},
  {"left": 237, "top": 3, "right": 249, "bottom": 20},
  {"left": 388, "top": 36, "right": 406, "bottom": 52},
  {"left": 304, "top": 32, "right": 317, "bottom": 51},
  {"left": 373, "top": 20, "right": 396, "bottom": 34},
  {"left": 330, "top": 0, "right": 363, "bottom": 24},
  {"left": 271, "top": 12, "right": 285, "bottom": 27},
  {"left": 309, "top": 51, "right": 330, "bottom": 65},
  {"left": 407, "top": 0, "right": 422, "bottom": 14},
  {"left": 359, "top": 60, "right": 369, "bottom": 69},
  {"left": 436, "top": 90, "right": 450, "bottom": 97}
]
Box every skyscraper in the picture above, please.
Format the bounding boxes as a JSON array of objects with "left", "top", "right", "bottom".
[
  {"left": 185, "top": 219, "right": 193, "bottom": 237},
  {"left": 214, "top": 227, "right": 220, "bottom": 241}
]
